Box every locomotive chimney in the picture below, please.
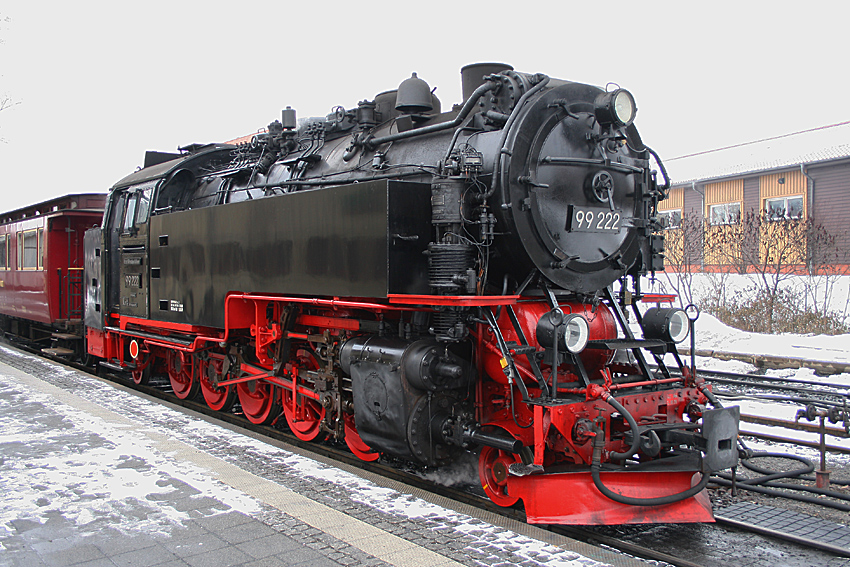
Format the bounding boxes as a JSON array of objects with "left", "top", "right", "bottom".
[{"left": 460, "top": 62, "right": 513, "bottom": 102}]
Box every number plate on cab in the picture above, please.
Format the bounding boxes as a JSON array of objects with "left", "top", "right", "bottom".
[{"left": 566, "top": 205, "right": 623, "bottom": 233}]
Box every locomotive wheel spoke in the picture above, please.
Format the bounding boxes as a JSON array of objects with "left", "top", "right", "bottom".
[
  {"left": 343, "top": 413, "right": 379, "bottom": 462},
  {"left": 237, "top": 380, "right": 281, "bottom": 425},
  {"left": 281, "top": 388, "right": 326, "bottom": 441},
  {"left": 167, "top": 350, "right": 198, "bottom": 400},
  {"left": 199, "top": 357, "right": 236, "bottom": 412},
  {"left": 479, "top": 445, "right": 521, "bottom": 507}
]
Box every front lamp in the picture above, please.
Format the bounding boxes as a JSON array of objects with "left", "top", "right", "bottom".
[
  {"left": 536, "top": 310, "right": 590, "bottom": 354},
  {"left": 594, "top": 89, "right": 637, "bottom": 127},
  {"left": 642, "top": 307, "right": 690, "bottom": 344},
  {"left": 563, "top": 314, "right": 590, "bottom": 353}
]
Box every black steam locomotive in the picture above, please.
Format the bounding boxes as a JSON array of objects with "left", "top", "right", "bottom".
[{"left": 82, "top": 63, "right": 739, "bottom": 524}]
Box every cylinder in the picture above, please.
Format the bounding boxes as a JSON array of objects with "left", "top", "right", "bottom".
[{"left": 281, "top": 106, "right": 296, "bottom": 129}]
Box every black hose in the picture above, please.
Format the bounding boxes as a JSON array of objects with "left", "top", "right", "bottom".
[
  {"left": 605, "top": 394, "right": 641, "bottom": 461},
  {"left": 709, "top": 477, "right": 850, "bottom": 512},
  {"left": 698, "top": 382, "right": 723, "bottom": 408},
  {"left": 710, "top": 451, "right": 850, "bottom": 510},
  {"left": 591, "top": 464, "right": 711, "bottom": 507},
  {"left": 739, "top": 451, "right": 814, "bottom": 484},
  {"left": 644, "top": 145, "right": 670, "bottom": 191}
]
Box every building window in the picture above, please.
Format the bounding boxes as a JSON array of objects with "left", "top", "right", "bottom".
[
  {"left": 709, "top": 202, "right": 740, "bottom": 225},
  {"left": 657, "top": 210, "right": 681, "bottom": 229},
  {"left": 765, "top": 196, "right": 803, "bottom": 220}
]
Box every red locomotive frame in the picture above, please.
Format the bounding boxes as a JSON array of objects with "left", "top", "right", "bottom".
[{"left": 87, "top": 289, "right": 728, "bottom": 524}]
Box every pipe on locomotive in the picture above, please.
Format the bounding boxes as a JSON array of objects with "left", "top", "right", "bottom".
[
  {"left": 487, "top": 74, "right": 551, "bottom": 203},
  {"left": 361, "top": 78, "right": 500, "bottom": 151},
  {"left": 602, "top": 393, "right": 641, "bottom": 461}
]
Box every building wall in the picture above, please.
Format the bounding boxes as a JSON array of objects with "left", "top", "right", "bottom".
[
  {"left": 810, "top": 160, "right": 850, "bottom": 265},
  {"left": 658, "top": 186, "right": 683, "bottom": 212},
  {"left": 684, "top": 184, "right": 703, "bottom": 216},
  {"left": 743, "top": 176, "right": 760, "bottom": 213}
]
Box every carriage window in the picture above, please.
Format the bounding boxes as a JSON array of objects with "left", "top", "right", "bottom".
[
  {"left": 19, "top": 229, "right": 39, "bottom": 270},
  {"left": 0, "top": 235, "right": 6, "bottom": 270},
  {"left": 38, "top": 228, "right": 44, "bottom": 270}
]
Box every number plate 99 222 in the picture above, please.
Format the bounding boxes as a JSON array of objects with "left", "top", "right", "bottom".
[{"left": 566, "top": 205, "right": 623, "bottom": 233}]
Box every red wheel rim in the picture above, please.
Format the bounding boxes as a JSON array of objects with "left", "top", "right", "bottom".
[
  {"left": 479, "top": 445, "right": 520, "bottom": 507},
  {"left": 199, "top": 356, "right": 235, "bottom": 412},
  {"left": 281, "top": 388, "right": 326, "bottom": 441},
  {"left": 131, "top": 365, "right": 150, "bottom": 385},
  {"left": 237, "top": 380, "right": 280, "bottom": 425},
  {"left": 167, "top": 350, "right": 198, "bottom": 400},
  {"left": 343, "top": 413, "right": 379, "bottom": 461}
]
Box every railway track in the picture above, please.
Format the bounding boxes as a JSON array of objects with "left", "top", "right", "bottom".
[
  {"left": 3, "top": 338, "right": 849, "bottom": 567},
  {"left": 658, "top": 365, "right": 850, "bottom": 455}
]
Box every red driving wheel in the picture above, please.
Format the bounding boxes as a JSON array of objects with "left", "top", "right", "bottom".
[
  {"left": 479, "top": 444, "right": 521, "bottom": 507},
  {"left": 167, "top": 350, "right": 198, "bottom": 400},
  {"left": 343, "top": 413, "right": 380, "bottom": 462},
  {"left": 198, "top": 355, "right": 236, "bottom": 412},
  {"left": 237, "top": 379, "right": 281, "bottom": 425}
]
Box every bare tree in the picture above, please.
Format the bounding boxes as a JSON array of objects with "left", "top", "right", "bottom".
[
  {"left": 802, "top": 218, "right": 849, "bottom": 319},
  {"left": 660, "top": 212, "right": 704, "bottom": 307},
  {"left": 700, "top": 208, "right": 847, "bottom": 333}
]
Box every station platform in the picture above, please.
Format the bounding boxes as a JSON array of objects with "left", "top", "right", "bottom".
[{"left": 0, "top": 346, "right": 650, "bottom": 567}]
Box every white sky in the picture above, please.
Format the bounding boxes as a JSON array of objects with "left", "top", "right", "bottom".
[{"left": 1, "top": 1, "right": 846, "bottom": 211}]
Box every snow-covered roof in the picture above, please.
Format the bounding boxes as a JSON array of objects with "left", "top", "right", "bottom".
[{"left": 664, "top": 121, "right": 850, "bottom": 186}]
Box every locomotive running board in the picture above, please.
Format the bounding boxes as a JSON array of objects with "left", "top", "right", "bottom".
[{"left": 509, "top": 469, "right": 713, "bottom": 525}]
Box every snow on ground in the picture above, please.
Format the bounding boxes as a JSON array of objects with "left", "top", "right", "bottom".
[
  {"left": 694, "top": 311, "right": 850, "bottom": 367},
  {"left": 0, "top": 368, "right": 261, "bottom": 540}
]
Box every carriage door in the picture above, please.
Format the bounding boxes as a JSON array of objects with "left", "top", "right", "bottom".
[{"left": 117, "top": 181, "right": 155, "bottom": 319}]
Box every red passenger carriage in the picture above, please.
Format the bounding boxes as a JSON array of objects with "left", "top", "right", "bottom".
[{"left": 0, "top": 194, "right": 105, "bottom": 354}]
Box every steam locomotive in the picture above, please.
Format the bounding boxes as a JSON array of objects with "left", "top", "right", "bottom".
[{"left": 3, "top": 63, "right": 740, "bottom": 525}]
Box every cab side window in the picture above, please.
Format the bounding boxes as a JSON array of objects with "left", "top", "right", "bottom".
[
  {"left": 122, "top": 195, "right": 138, "bottom": 233},
  {"left": 119, "top": 183, "right": 156, "bottom": 234}
]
